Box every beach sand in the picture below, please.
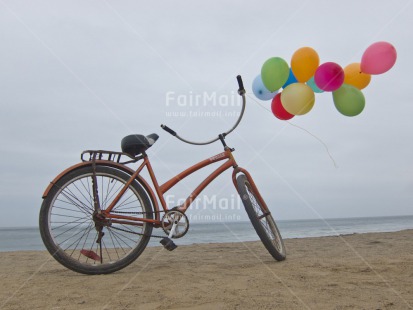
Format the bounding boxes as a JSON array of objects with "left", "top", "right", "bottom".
[{"left": 1, "top": 229, "right": 412, "bottom": 309}]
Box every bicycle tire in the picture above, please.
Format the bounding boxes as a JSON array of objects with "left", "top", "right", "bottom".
[
  {"left": 236, "top": 174, "right": 286, "bottom": 261},
  {"left": 39, "top": 165, "right": 153, "bottom": 274}
]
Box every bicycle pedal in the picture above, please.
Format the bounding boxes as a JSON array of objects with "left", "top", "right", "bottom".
[{"left": 160, "top": 237, "right": 177, "bottom": 251}]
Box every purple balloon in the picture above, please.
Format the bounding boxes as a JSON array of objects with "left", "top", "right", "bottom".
[{"left": 314, "top": 62, "right": 344, "bottom": 92}]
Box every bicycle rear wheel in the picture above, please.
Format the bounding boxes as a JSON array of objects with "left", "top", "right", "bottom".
[
  {"left": 39, "top": 165, "right": 153, "bottom": 274},
  {"left": 236, "top": 174, "right": 286, "bottom": 261}
]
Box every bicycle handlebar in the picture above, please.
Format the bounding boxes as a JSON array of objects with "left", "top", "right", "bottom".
[
  {"left": 161, "top": 75, "right": 246, "bottom": 146},
  {"left": 237, "top": 75, "right": 245, "bottom": 95},
  {"left": 160, "top": 124, "right": 176, "bottom": 136}
]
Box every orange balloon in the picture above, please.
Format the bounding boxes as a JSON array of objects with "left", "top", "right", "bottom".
[
  {"left": 343, "top": 63, "right": 371, "bottom": 90},
  {"left": 291, "top": 47, "right": 320, "bottom": 83}
]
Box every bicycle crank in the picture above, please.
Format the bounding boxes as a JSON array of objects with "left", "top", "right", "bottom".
[{"left": 160, "top": 210, "right": 188, "bottom": 251}]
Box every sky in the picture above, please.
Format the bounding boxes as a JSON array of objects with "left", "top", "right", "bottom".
[{"left": 0, "top": 0, "right": 412, "bottom": 227}]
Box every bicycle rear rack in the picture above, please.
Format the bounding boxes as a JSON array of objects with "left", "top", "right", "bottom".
[{"left": 81, "top": 150, "right": 144, "bottom": 165}]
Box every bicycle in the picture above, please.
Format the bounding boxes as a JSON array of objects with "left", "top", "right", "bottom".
[{"left": 39, "top": 76, "right": 286, "bottom": 274}]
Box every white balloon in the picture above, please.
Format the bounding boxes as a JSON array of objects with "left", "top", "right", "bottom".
[{"left": 252, "top": 75, "right": 278, "bottom": 101}]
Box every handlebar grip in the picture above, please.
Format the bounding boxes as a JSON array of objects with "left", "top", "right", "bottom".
[
  {"left": 236, "top": 75, "right": 245, "bottom": 95},
  {"left": 161, "top": 124, "right": 177, "bottom": 136}
]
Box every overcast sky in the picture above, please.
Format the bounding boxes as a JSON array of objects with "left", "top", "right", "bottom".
[{"left": 0, "top": 0, "right": 412, "bottom": 227}]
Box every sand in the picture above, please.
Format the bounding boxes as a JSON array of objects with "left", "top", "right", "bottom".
[{"left": 0, "top": 229, "right": 412, "bottom": 310}]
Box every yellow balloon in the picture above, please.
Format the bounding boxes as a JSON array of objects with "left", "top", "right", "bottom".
[
  {"left": 281, "top": 83, "right": 315, "bottom": 115},
  {"left": 344, "top": 63, "right": 371, "bottom": 90},
  {"left": 291, "top": 47, "right": 320, "bottom": 83}
]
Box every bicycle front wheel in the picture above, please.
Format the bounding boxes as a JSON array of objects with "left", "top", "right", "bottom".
[
  {"left": 39, "top": 165, "right": 153, "bottom": 274},
  {"left": 237, "top": 174, "right": 286, "bottom": 261}
]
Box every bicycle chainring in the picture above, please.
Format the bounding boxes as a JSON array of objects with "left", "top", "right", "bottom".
[{"left": 161, "top": 210, "right": 189, "bottom": 239}]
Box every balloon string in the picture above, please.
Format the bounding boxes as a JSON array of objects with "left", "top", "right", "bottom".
[
  {"left": 247, "top": 93, "right": 339, "bottom": 168},
  {"left": 285, "top": 121, "right": 338, "bottom": 168}
]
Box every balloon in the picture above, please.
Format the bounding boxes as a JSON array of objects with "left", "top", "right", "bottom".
[
  {"left": 333, "top": 84, "right": 365, "bottom": 117},
  {"left": 344, "top": 63, "right": 371, "bottom": 90},
  {"left": 314, "top": 62, "right": 344, "bottom": 92},
  {"left": 306, "top": 76, "right": 324, "bottom": 93},
  {"left": 252, "top": 75, "right": 278, "bottom": 100},
  {"left": 271, "top": 93, "right": 294, "bottom": 120},
  {"left": 361, "top": 41, "right": 397, "bottom": 75},
  {"left": 281, "top": 83, "right": 315, "bottom": 115},
  {"left": 291, "top": 47, "right": 320, "bottom": 83},
  {"left": 261, "top": 57, "right": 290, "bottom": 92},
  {"left": 282, "top": 68, "right": 298, "bottom": 88}
]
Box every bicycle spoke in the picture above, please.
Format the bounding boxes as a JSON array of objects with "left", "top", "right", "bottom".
[
  {"left": 59, "top": 224, "right": 94, "bottom": 252},
  {"left": 60, "top": 188, "right": 92, "bottom": 215},
  {"left": 102, "top": 180, "right": 124, "bottom": 209},
  {"left": 106, "top": 228, "right": 121, "bottom": 260},
  {"left": 72, "top": 181, "right": 94, "bottom": 210},
  {"left": 101, "top": 238, "right": 113, "bottom": 262},
  {"left": 113, "top": 193, "right": 138, "bottom": 211},
  {"left": 84, "top": 232, "right": 99, "bottom": 264},
  {"left": 51, "top": 217, "right": 89, "bottom": 231},
  {"left": 112, "top": 227, "right": 141, "bottom": 244},
  {"left": 69, "top": 222, "right": 94, "bottom": 257},
  {"left": 106, "top": 228, "right": 130, "bottom": 255},
  {"left": 113, "top": 204, "right": 142, "bottom": 212},
  {"left": 100, "top": 176, "right": 104, "bottom": 209},
  {"left": 63, "top": 185, "right": 92, "bottom": 211},
  {"left": 51, "top": 213, "right": 87, "bottom": 220},
  {"left": 102, "top": 176, "right": 112, "bottom": 210},
  {"left": 110, "top": 228, "right": 135, "bottom": 249},
  {"left": 77, "top": 223, "right": 95, "bottom": 261},
  {"left": 53, "top": 204, "right": 91, "bottom": 216},
  {"left": 78, "top": 177, "right": 93, "bottom": 208}
]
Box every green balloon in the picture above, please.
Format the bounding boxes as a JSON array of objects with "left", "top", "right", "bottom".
[
  {"left": 261, "top": 57, "right": 289, "bottom": 92},
  {"left": 333, "top": 84, "right": 365, "bottom": 117}
]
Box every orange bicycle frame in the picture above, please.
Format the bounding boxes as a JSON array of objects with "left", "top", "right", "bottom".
[{"left": 102, "top": 147, "right": 268, "bottom": 226}]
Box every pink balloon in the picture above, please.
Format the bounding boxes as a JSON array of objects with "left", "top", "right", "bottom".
[
  {"left": 361, "top": 41, "right": 397, "bottom": 75},
  {"left": 314, "top": 62, "right": 344, "bottom": 92}
]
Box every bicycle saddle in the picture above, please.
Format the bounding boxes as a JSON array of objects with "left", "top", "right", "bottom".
[{"left": 121, "top": 133, "right": 159, "bottom": 156}]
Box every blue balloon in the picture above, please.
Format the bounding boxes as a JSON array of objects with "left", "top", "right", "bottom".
[
  {"left": 307, "top": 76, "right": 324, "bottom": 93},
  {"left": 252, "top": 75, "right": 278, "bottom": 101},
  {"left": 282, "top": 68, "right": 298, "bottom": 88}
]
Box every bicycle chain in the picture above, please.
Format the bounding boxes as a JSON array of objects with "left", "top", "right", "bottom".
[
  {"left": 110, "top": 225, "right": 166, "bottom": 239},
  {"left": 109, "top": 210, "right": 167, "bottom": 239},
  {"left": 110, "top": 210, "right": 165, "bottom": 215}
]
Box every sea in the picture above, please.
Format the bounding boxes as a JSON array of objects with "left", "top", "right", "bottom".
[{"left": 1, "top": 215, "right": 413, "bottom": 252}]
